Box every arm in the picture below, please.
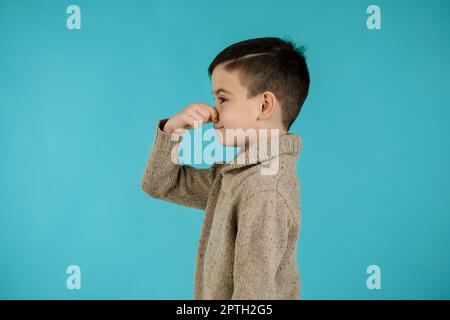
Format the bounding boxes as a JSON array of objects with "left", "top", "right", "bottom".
[
  {"left": 231, "top": 190, "right": 291, "bottom": 299},
  {"left": 141, "top": 118, "right": 221, "bottom": 210}
]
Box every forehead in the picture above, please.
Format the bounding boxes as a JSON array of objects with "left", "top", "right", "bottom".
[{"left": 211, "top": 63, "right": 244, "bottom": 95}]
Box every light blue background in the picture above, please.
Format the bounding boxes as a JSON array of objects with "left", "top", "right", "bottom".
[{"left": 1, "top": 0, "right": 449, "bottom": 299}]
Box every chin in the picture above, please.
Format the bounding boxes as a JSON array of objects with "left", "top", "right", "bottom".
[
  {"left": 215, "top": 127, "right": 234, "bottom": 147},
  {"left": 215, "top": 128, "right": 247, "bottom": 148},
  {"left": 215, "top": 129, "right": 230, "bottom": 146}
]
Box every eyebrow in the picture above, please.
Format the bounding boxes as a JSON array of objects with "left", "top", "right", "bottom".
[{"left": 213, "top": 88, "right": 233, "bottom": 96}]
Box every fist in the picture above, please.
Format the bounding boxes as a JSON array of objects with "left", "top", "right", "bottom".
[{"left": 163, "top": 102, "right": 219, "bottom": 134}]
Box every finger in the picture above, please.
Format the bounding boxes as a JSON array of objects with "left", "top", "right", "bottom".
[
  {"left": 187, "top": 109, "right": 204, "bottom": 123},
  {"left": 185, "top": 114, "right": 202, "bottom": 128},
  {"left": 197, "top": 104, "right": 219, "bottom": 123},
  {"left": 182, "top": 113, "right": 197, "bottom": 129},
  {"left": 208, "top": 106, "right": 219, "bottom": 123},
  {"left": 193, "top": 106, "right": 211, "bottom": 120},
  {"left": 193, "top": 108, "right": 210, "bottom": 122}
]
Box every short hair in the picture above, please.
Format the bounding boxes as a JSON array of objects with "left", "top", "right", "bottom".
[{"left": 208, "top": 37, "right": 310, "bottom": 131}]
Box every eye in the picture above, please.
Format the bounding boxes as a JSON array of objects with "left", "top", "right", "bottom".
[{"left": 218, "top": 96, "right": 227, "bottom": 104}]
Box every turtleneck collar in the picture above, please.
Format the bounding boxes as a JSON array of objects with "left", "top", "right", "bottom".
[{"left": 220, "top": 132, "right": 302, "bottom": 175}]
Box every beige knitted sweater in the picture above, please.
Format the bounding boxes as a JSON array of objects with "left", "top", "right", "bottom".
[{"left": 141, "top": 119, "right": 302, "bottom": 300}]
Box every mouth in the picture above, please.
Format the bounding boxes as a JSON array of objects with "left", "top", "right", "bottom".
[{"left": 214, "top": 124, "right": 224, "bottom": 129}]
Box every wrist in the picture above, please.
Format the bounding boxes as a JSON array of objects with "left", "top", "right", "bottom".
[{"left": 163, "top": 119, "right": 175, "bottom": 133}]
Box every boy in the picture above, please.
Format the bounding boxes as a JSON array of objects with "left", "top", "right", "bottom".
[{"left": 141, "top": 37, "right": 310, "bottom": 299}]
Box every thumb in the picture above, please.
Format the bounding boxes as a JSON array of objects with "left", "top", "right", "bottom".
[{"left": 208, "top": 105, "right": 219, "bottom": 123}]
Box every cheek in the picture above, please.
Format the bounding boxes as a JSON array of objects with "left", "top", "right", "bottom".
[
  {"left": 220, "top": 102, "right": 255, "bottom": 128},
  {"left": 219, "top": 109, "right": 232, "bottom": 126}
]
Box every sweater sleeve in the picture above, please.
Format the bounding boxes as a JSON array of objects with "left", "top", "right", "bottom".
[
  {"left": 231, "top": 190, "right": 291, "bottom": 300},
  {"left": 141, "top": 118, "right": 220, "bottom": 210}
]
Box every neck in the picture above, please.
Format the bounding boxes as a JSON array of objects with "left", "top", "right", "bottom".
[{"left": 244, "top": 127, "right": 287, "bottom": 150}]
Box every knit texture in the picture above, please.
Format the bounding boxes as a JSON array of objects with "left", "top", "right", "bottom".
[{"left": 141, "top": 119, "right": 302, "bottom": 299}]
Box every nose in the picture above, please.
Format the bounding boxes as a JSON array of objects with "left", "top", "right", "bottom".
[
  {"left": 213, "top": 105, "right": 222, "bottom": 125},
  {"left": 214, "top": 104, "right": 222, "bottom": 114}
]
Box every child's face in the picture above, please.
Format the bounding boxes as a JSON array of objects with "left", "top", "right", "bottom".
[{"left": 211, "top": 63, "right": 262, "bottom": 148}]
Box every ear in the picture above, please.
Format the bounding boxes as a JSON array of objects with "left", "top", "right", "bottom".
[{"left": 257, "top": 91, "right": 277, "bottom": 121}]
